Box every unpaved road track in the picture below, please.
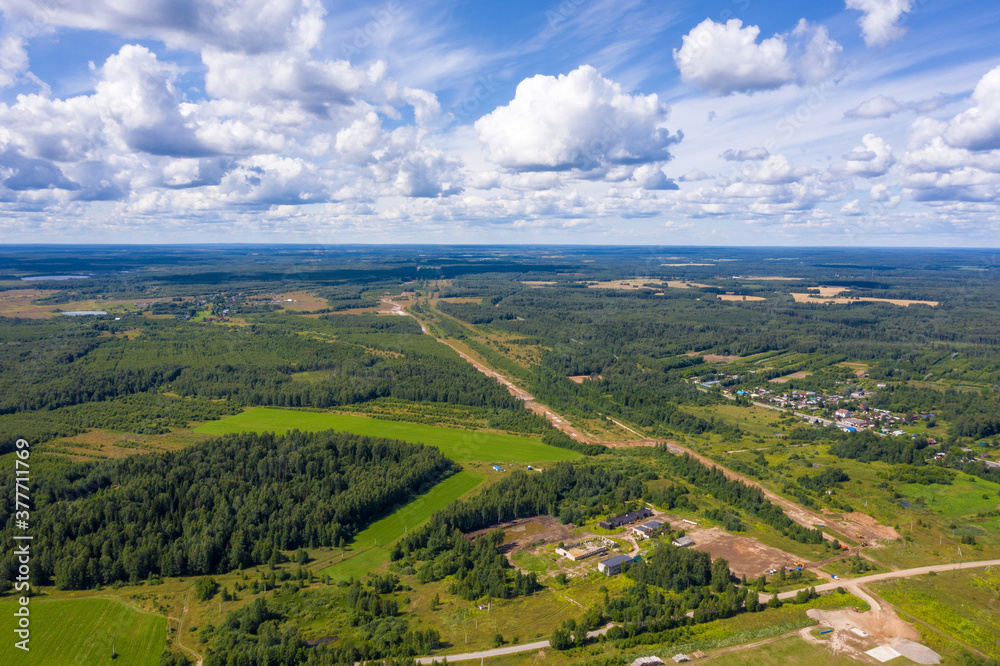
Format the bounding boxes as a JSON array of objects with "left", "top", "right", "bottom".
[
  {"left": 399, "top": 299, "right": 597, "bottom": 442},
  {"left": 416, "top": 559, "right": 1000, "bottom": 663},
  {"left": 402, "top": 295, "right": 895, "bottom": 546},
  {"left": 664, "top": 441, "right": 893, "bottom": 546}
]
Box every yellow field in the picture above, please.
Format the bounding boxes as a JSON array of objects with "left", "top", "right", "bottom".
[
  {"left": 665, "top": 280, "right": 714, "bottom": 289},
  {"left": 838, "top": 362, "right": 869, "bottom": 377},
  {"left": 808, "top": 286, "right": 849, "bottom": 296},
  {"left": 585, "top": 279, "right": 656, "bottom": 290},
  {"left": 520, "top": 281, "right": 556, "bottom": 287},
  {"left": 440, "top": 297, "right": 483, "bottom": 304},
  {"left": 717, "top": 294, "right": 766, "bottom": 302},
  {"left": 0, "top": 289, "right": 175, "bottom": 318},
  {"left": 769, "top": 371, "right": 812, "bottom": 383},
  {"left": 43, "top": 429, "right": 207, "bottom": 461},
  {"left": 790, "top": 293, "right": 939, "bottom": 307},
  {"left": 272, "top": 290, "right": 329, "bottom": 311}
]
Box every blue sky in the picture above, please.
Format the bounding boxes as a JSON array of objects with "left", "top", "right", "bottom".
[{"left": 0, "top": 0, "right": 999, "bottom": 245}]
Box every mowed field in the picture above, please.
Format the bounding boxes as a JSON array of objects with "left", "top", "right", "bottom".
[
  {"left": 195, "top": 408, "right": 581, "bottom": 463},
  {"left": 0, "top": 597, "right": 165, "bottom": 665},
  {"left": 318, "top": 470, "right": 485, "bottom": 579}
]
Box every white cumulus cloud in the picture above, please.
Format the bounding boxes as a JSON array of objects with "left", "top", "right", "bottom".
[
  {"left": 845, "top": 95, "right": 902, "bottom": 119},
  {"left": 475, "top": 65, "right": 681, "bottom": 171},
  {"left": 944, "top": 64, "right": 1000, "bottom": 151},
  {"left": 845, "top": 0, "right": 913, "bottom": 48},
  {"left": 673, "top": 18, "right": 840, "bottom": 96},
  {"left": 842, "top": 134, "right": 895, "bottom": 177}
]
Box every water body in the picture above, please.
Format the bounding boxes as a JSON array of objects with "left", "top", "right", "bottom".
[
  {"left": 21, "top": 275, "right": 92, "bottom": 281},
  {"left": 61, "top": 310, "right": 107, "bottom": 316}
]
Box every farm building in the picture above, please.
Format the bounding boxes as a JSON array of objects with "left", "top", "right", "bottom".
[
  {"left": 598, "top": 507, "right": 652, "bottom": 530},
  {"left": 632, "top": 520, "right": 664, "bottom": 539},
  {"left": 597, "top": 554, "right": 634, "bottom": 576},
  {"left": 492, "top": 465, "right": 504, "bottom": 471},
  {"left": 672, "top": 536, "right": 695, "bottom": 548},
  {"left": 631, "top": 658, "right": 664, "bottom": 666},
  {"left": 555, "top": 542, "right": 609, "bottom": 561}
]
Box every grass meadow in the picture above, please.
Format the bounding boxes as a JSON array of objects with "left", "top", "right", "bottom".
[
  {"left": 0, "top": 597, "right": 166, "bottom": 665},
  {"left": 317, "top": 470, "right": 486, "bottom": 580},
  {"left": 195, "top": 407, "right": 580, "bottom": 463}
]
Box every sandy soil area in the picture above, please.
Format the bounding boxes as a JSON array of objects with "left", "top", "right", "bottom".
[
  {"left": 685, "top": 527, "right": 807, "bottom": 578},
  {"left": 769, "top": 371, "right": 812, "bottom": 383},
  {"left": 800, "top": 585, "right": 932, "bottom": 663},
  {"left": 717, "top": 294, "right": 766, "bottom": 302}
]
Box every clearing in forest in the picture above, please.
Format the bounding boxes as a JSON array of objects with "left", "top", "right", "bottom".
[
  {"left": 318, "top": 470, "right": 487, "bottom": 579},
  {"left": 770, "top": 371, "right": 813, "bottom": 383},
  {"left": 717, "top": 294, "right": 766, "bottom": 302},
  {"left": 194, "top": 407, "right": 581, "bottom": 463},
  {"left": 790, "top": 292, "right": 939, "bottom": 307}
]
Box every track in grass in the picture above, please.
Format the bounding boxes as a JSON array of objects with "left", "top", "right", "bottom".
[
  {"left": 319, "top": 469, "right": 486, "bottom": 580},
  {"left": 0, "top": 597, "right": 165, "bottom": 665},
  {"left": 195, "top": 407, "right": 580, "bottom": 463}
]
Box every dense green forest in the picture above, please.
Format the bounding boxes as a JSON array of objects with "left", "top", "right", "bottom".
[
  {"left": 0, "top": 430, "right": 458, "bottom": 590},
  {"left": 3, "top": 246, "right": 1000, "bottom": 663}
]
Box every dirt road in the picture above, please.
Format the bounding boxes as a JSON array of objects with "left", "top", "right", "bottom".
[
  {"left": 414, "top": 624, "right": 613, "bottom": 664},
  {"left": 415, "top": 558, "right": 1000, "bottom": 663},
  {"left": 664, "top": 442, "right": 894, "bottom": 546},
  {"left": 770, "top": 557, "right": 1000, "bottom": 600},
  {"left": 400, "top": 295, "right": 893, "bottom": 547},
  {"left": 399, "top": 299, "right": 600, "bottom": 443}
]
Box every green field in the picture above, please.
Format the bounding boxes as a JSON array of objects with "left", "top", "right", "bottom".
[
  {"left": 195, "top": 408, "right": 580, "bottom": 463},
  {"left": 0, "top": 597, "right": 166, "bottom": 665},
  {"left": 320, "top": 469, "right": 486, "bottom": 579},
  {"left": 872, "top": 569, "right": 1000, "bottom": 658},
  {"left": 899, "top": 474, "right": 1000, "bottom": 519}
]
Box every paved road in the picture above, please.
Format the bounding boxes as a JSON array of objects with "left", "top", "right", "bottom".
[{"left": 417, "top": 559, "right": 1000, "bottom": 663}]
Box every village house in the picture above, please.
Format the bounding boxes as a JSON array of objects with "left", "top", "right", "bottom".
[{"left": 632, "top": 520, "right": 664, "bottom": 539}]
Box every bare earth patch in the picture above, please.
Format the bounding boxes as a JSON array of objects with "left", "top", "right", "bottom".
[
  {"left": 567, "top": 374, "right": 603, "bottom": 384},
  {"left": 840, "top": 512, "right": 901, "bottom": 541},
  {"left": 684, "top": 526, "right": 807, "bottom": 578},
  {"left": 585, "top": 279, "right": 657, "bottom": 290},
  {"left": 801, "top": 586, "right": 928, "bottom": 663},
  {"left": 770, "top": 371, "right": 812, "bottom": 383},
  {"left": 468, "top": 516, "right": 572, "bottom": 555},
  {"left": 703, "top": 354, "right": 742, "bottom": 362},
  {"left": 791, "top": 292, "right": 939, "bottom": 307},
  {"left": 520, "top": 281, "right": 557, "bottom": 287},
  {"left": 838, "top": 362, "right": 869, "bottom": 377},
  {"left": 665, "top": 280, "right": 714, "bottom": 289},
  {"left": 717, "top": 294, "right": 766, "bottom": 302},
  {"left": 273, "top": 290, "right": 329, "bottom": 311},
  {"left": 0, "top": 290, "right": 176, "bottom": 318}
]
